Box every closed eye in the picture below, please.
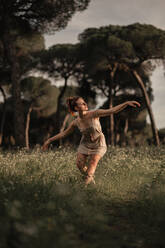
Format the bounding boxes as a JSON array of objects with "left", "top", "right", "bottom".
[{"left": 79, "top": 102, "right": 87, "bottom": 105}]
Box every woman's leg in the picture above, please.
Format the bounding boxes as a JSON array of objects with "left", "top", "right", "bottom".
[
  {"left": 85, "top": 154, "right": 101, "bottom": 185},
  {"left": 76, "top": 153, "right": 88, "bottom": 176}
]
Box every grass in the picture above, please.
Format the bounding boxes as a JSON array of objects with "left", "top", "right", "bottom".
[{"left": 0, "top": 146, "right": 165, "bottom": 248}]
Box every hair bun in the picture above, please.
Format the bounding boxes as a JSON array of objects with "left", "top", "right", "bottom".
[{"left": 66, "top": 96, "right": 81, "bottom": 116}]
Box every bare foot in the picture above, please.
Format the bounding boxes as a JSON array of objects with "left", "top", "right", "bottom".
[{"left": 85, "top": 175, "right": 95, "bottom": 185}]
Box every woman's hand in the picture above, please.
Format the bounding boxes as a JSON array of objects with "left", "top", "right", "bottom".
[
  {"left": 127, "top": 101, "right": 141, "bottom": 108},
  {"left": 42, "top": 139, "right": 51, "bottom": 151}
]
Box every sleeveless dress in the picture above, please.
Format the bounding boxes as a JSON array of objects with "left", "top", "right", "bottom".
[{"left": 74, "top": 113, "right": 107, "bottom": 157}]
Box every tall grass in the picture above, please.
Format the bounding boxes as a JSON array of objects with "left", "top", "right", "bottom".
[{"left": 0, "top": 146, "right": 165, "bottom": 248}]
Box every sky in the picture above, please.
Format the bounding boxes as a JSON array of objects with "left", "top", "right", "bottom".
[{"left": 44, "top": 0, "right": 165, "bottom": 129}]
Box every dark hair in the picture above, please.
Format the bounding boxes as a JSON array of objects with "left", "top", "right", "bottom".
[{"left": 66, "top": 96, "right": 81, "bottom": 115}]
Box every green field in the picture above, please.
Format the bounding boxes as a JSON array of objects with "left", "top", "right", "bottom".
[{"left": 0, "top": 146, "right": 165, "bottom": 248}]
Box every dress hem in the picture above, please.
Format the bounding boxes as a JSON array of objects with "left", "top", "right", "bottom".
[{"left": 77, "top": 146, "right": 107, "bottom": 157}]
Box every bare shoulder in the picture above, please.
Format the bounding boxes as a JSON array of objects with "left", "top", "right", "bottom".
[
  {"left": 86, "top": 110, "right": 99, "bottom": 119},
  {"left": 71, "top": 118, "right": 78, "bottom": 127},
  {"left": 63, "top": 118, "right": 77, "bottom": 134}
]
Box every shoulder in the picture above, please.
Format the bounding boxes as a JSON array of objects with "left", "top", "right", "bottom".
[
  {"left": 71, "top": 118, "right": 79, "bottom": 127},
  {"left": 87, "top": 110, "right": 100, "bottom": 119}
]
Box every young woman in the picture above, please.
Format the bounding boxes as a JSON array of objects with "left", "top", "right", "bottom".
[{"left": 42, "top": 97, "right": 140, "bottom": 185}]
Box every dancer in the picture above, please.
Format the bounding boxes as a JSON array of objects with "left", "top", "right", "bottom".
[{"left": 42, "top": 96, "right": 140, "bottom": 185}]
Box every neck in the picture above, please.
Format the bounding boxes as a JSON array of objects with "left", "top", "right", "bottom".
[{"left": 79, "top": 110, "right": 87, "bottom": 119}]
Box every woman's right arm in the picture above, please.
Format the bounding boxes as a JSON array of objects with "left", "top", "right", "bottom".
[
  {"left": 42, "top": 120, "right": 76, "bottom": 150},
  {"left": 90, "top": 101, "right": 140, "bottom": 118}
]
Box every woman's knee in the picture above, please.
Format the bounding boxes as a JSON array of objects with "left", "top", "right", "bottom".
[
  {"left": 90, "top": 155, "right": 101, "bottom": 166},
  {"left": 76, "top": 153, "right": 86, "bottom": 168},
  {"left": 87, "top": 155, "right": 101, "bottom": 174}
]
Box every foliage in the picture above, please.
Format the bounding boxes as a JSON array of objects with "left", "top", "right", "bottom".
[
  {"left": 79, "top": 23, "right": 165, "bottom": 63},
  {"left": 0, "top": 0, "right": 91, "bottom": 34},
  {"left": 78, "top": 23, "right": 165, "bottom": 146},
  {"left": 0, "top": 0, "right": 91, "bottom": 146},
  {"left": 0, "top": 32, "right": 45, "bottom": 89},
  {"left": 37, "top": 43, "right": 82, "bottom": 81},
  {"left": 0, "top": 146, "right": 165, "bottom": 247},
  {"left": 21, "top": 76, "right": 60, "bottom": 117}
]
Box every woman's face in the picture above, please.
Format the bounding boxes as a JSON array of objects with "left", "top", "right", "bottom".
[{"left": 75, "top": 98, "right": 88, "bottom": 112}]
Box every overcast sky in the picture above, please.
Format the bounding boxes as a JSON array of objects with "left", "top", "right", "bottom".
[{"left": 44, "top": 0, "right": 165, "bottom": 129}]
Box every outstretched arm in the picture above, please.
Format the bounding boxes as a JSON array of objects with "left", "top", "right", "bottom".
[
  {"left": 91, "top": 101, "right": 140, "bottom": 118},
  {"left": 42, "top": 121, "right": 76, "bottom": 151}
]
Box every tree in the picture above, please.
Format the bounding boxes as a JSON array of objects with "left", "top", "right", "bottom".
[
  {"left": 117, "top": 23, "right": 165, "bottom": 145},
  {"left": 0, "top": 86, "right": 7, "bottom": 145},
  {"left": 79, "top": 26, "right": 135, "bottom": 145},
  {"left": 79, "top": 23, "right": 165, "bottom": 146},
  {"left": 38, "top": 43, "right": 85, "bottom": 132},
  {"left": 21, "top": 76, "right": 60, "bottom": 149},
  {"left": 88, "top": 62, "right": 153, "bottom": 145},
  {"left": 0, "top": 0, "right": 91, "bottom": 146},
  {"left": 0, "top": 32, "right": 45, "bottom": 146}
]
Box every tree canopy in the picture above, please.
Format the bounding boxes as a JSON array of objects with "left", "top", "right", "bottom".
[
  {"left": 79, "top": 23, "right": 165, "bottom": 64},
  {"left": 21, "top": 76, "right": 60, "bottom": 117},
  {"left": 78, "top": 23, "right": 165, "bottom": 145},
  {"left": 0, "top": 0, "right": 91, "bottom": 147},
  {"left": 0, "top": 0, "right": 91, "bottom": 33}
]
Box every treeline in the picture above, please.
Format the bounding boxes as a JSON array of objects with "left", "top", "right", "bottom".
[{"left": 0, "top": 1, "right": 165, "bottom": 149}]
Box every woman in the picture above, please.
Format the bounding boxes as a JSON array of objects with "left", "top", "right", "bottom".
[{"left": 42, "top": 96, "right": 140, "bottom": 185}]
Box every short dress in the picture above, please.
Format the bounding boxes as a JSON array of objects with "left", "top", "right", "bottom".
[{"left": 74, "top": 113, "right": 107, "bottom": 157}]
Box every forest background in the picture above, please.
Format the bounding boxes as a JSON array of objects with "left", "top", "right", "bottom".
[
  {"left": 0, "top": 1, "right": 165, "bottom": 247},
  {"left": 0, "top": 0, "right": 165, "bottom": 149}
]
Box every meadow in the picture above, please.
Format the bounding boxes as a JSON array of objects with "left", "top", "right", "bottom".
[{"left": 0, "top": 146, "right": 165, "bottom": 248}]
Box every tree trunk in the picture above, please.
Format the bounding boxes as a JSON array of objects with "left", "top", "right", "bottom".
[
  {"left": 25, "top": 106, "right": 33, "bottom": 149},
  {"left": 11, "top": 47, "right": 25, "bottom": 147},
  {"left": 114, "top": 120, "right": 120, "bottom": 145},
  {"left": 54, "top": 77, "right": 68, "bottom": 133},
  {"left": 2, "top": 31, "right": 25, "bottom": 147},
  {"left": 0, "top": 86, "right": 7, "bottom": 145},
  {"left": 123, "top": 118, "right": 128, "bottom": 146},
  {"left": 59, "top": 113, "right": 70, "bottom": 146},
  {"left": 132, "top": 69, "right": 160, "bottom": 146},
  {"left": 119, "top": 118, "right": 128, "bottom": 147},
  {"left": 108, "top": 63, "right": 118, "bottom": 146}
]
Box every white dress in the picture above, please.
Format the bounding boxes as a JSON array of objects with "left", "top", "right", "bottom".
[{"left": 74, "top": 112, "right": 107, "bottom": 157}]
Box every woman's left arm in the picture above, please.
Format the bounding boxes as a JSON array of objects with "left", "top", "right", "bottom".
[
  {"left": 42, "top": 120, "right": 76, "bottom": 151},
  {"left": 91, "top": 101, "right": 141, "bottom": 118}
]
